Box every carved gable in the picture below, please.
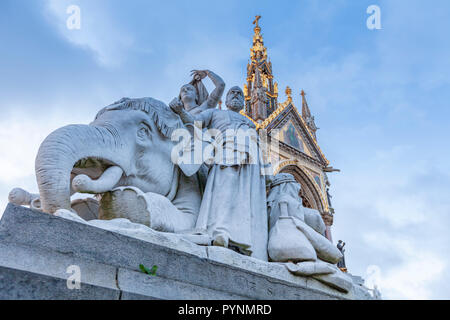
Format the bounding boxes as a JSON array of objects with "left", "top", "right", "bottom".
[
  {"left": 277, "top": 119, "right": 312, "bottom": 157},
  {"left": 268, "top": 105, "right": 326, "bottom": 165}
]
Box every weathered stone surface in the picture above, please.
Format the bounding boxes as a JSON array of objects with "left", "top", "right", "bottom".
[
  {"left": 117, "top": 268, "right": 247, "bottom": 300},
  {"left": 207, "top": 246, "right": 354, "bottom": 299},
  {"left": 0, "top": 204, "right": 207, "bottom": 278},
  {"left": 0, "top": 242, "right": 118, "bottom": 290},
  {"left": 352, "top": 283, "right": 374, "bottom": 300},
  {"left": 348, "top": 273, "right": 365, "bottom": 286},
  {"left": 0, "top": 266, "right": 120, "bottom": 300},
  {"left": 0, "top": 204, "right": 372, "bottom": 300},
  {"left": 208, "top": 246, "right": 308, "bottom": 287}
]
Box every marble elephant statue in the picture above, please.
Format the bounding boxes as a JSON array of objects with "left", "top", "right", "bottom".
[{"left": 27, "top": 97, "right": 202, "bottom": 233}]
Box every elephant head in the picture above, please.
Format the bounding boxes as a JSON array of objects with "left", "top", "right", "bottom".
[{"left": 35, "top": 97, "right": 190, "bottom": 214}]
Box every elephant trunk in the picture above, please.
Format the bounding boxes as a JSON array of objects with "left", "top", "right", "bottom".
[{"left": 35, "top": 124, "right": 129, "bottom": 214}]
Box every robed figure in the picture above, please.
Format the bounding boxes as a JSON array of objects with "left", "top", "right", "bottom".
[{"left": 170, "top": 86, "right": 269, "bottom": 261}]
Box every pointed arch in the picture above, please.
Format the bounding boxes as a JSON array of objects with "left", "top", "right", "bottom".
[{"left": 275, "top": 162, "right": 325, "bottom": 213}]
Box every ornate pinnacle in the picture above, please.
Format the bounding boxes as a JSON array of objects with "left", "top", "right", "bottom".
[
  {"left": 251, "top": 15, "right": 266, "bottom": 62},
  {"left": 301, "top": 89, "right": 311, "bottom": 118},
  {"left": 300, "top": 89, "right": 319, "bottom": 139},
  {"left": 245, "top": 15, "right": 278, "bottom": 120},
  {"left": 285, "top": 86, "right": 292, "bottom": 102},
  {"left": 253, "top": 15, "right": 262, "bottom": 34}
]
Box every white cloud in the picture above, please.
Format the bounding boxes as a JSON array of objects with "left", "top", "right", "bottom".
[
  {"left": 0, "top": 110, "right": 93, "bottom": 218},
  {"left": 363, "top": 233, "right": 446, "bottom": 300},
  {"left": 374, "top": 196, "right": 428, "bottom": 229},
  {"left": 163, "top": 34, "right": 249, "bottom": 96},
  {"left": 44, "top": 0, "right": 134, "bottom": 67},
  {"left": 0, "top": 120, "right": 50, "bottom": 184},
  {"left": 331, "top": 143, "right": 450, "bottom": 299}
]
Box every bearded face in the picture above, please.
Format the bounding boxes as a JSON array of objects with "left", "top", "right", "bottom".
[{"left": 225, "top": 86, "right": 245, "bottom": 112}]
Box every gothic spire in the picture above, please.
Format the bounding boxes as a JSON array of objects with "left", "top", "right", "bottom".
[
  {"left": 244, "top": 15, "right": 278, "bottom": 120},
  {"left": 301, "top": 90, "right": 319, "bottom": 139},
  {"left": 250, "top": 15, "right": 267, "bottom": 63}
]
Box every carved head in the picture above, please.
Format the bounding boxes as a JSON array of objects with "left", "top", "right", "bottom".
[
  {"left": 179, "top": 84, "right": 198, "bottom": 105},
  {"left": 267, "top": 173, "right": 301, "bottom": 205},
  {"left": 94, "top": 98, "right": 183, "bottom": 188},
  {"left": 225, "top": 86, "right": 245, "bottom": 112}
]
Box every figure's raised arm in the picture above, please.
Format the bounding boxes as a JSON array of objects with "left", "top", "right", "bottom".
[{"left": 191, "top": 69, "right": 225, "bottom": 110}]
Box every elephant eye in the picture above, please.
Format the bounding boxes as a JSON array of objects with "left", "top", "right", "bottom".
[{"left": 137, "top": 123, "right": 151, "bottom": 139}]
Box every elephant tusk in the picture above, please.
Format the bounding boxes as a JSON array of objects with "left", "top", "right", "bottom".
[{"left": 72, "top": 166, "right": 123, "bottom": 194}]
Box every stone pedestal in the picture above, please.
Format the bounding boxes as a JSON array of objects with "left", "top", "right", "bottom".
[{"left": 0, "top": 204, "right": 372, "bottom": 300}]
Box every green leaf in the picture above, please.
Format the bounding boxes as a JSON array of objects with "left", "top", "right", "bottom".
[
  {"left": 150, "top": 265, "right": 158, "bottom": 275},
  {"left": 139, "top": 264, "right": 158, "bottom": 276},
  {"left": 139, "top": 264, "right": 150, "bottom": 274}
]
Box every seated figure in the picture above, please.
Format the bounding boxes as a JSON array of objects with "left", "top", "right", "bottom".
[
  {"left": 267, "top": 173, "right": 341, "bottom": 263},
  {"left": 266, "top": 173, "right": 353, "bottom": 292}
]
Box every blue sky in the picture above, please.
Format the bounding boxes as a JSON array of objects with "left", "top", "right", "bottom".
[{"left": 1, "top": 0, "right": 449, "bottom": 299}]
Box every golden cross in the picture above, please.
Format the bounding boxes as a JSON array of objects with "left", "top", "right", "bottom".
[{"left": 253, "top": 15, "right": 261, "bottom": 27}]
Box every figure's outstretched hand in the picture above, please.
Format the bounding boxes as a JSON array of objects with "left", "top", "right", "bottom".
[
  {"left": 169, "top": 97, "right": 184, "bottom": 114},
  {"left": 190, "top": 69, "right": 208, "bottom": 81}
]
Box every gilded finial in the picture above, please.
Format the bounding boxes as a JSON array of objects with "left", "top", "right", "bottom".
[
  {"left": 253, "top": 15, "right": 261, "bottom": 28},
  {"left": 286, "top": 86, "right": 292, "bottom": 97},
  {"left": 285, "top": 86, "right": 292, "bottom": 102},
  {"left": 301, "top": 89, "right": 306, "bottom": 97}
]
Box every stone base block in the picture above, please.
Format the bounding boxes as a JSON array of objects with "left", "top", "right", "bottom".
[{"left": 0, "top": 204, "right": 372, "bottom": 300}]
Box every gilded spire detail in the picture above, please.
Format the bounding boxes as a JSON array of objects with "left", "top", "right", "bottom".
[
  {"left": 285, "top": 86, "right": 293, "bottom": 103},
  {"left": 250, "top": 15, "right": 267, "bottom": 63},
  {"left": 244, "top": 15, "right": 278, "bottom": 120}
]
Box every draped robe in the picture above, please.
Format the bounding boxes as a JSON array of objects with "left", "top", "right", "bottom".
[{"left": 192, "top": 109, "right": 269, "bottom": 261}]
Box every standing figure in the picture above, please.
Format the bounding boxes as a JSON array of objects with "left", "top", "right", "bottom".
[
  {"left": 175, "top": 69, "right": 225, "bottom": 115},
  {"left": 171, "top": 69, "right": 225, "bottom": 193},
  {"left": 337, "top": 240, "right": 347, "bottom": 270},
  {"left": 170, "top": 86, "right": 269, "bottom": 261}
]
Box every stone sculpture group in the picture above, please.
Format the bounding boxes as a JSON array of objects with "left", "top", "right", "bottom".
[{"left": 8, "top": 70, "right": 352, "bottom": 292}]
